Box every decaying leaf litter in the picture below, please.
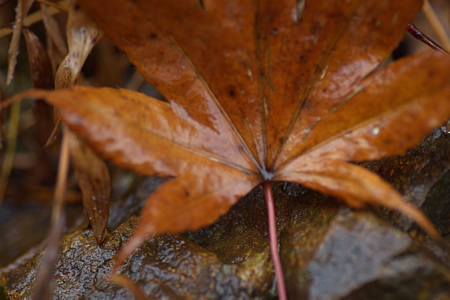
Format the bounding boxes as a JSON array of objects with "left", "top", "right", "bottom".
[{"left": 1, "top": 0, "right": 450, "bottom": 299}]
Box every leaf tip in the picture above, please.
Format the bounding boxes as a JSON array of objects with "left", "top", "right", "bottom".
[
  {"left": 93, "top": 226, "right": 107, "bottom": 245},
  {"left": 398, "top": 201, "right": 439, "bottom": 238}
]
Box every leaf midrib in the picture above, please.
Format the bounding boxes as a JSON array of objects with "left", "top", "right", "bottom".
[
  {"left": 276, "top": 85, "right": 447, "bottom": 174},
  {"left": 272, "top": 0, "right": 364, "bottom": 168},
  {"left": 59, "top": 96, "right": 259, "bottom": 176},
  {"left": 136, "top": 3, "right": 263, "bottom": 176}
]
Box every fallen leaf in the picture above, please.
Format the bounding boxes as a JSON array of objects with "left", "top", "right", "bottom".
[
  {"left": 68, "top": 0, "right": 450, "bottom": 238},
  {"left": 4, "top": 0, "right": 450, "bottom": 295}
]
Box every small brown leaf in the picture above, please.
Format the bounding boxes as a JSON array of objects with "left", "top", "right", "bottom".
[
  {"left": 53, "top": 0, "right": 101, "bottom": 89},
  {"left": 66, "top": 129, "right": 110, "bottom": 244},
  {"left": 23, "top": 28, "right": 55, "bottom": 146},
  {"left": 22, "top": 28, "right": 53, "bottom": 89},
  {"left": 55, "top": 54, "right": 75, "bottom": 89},
  {"left": 65, "top": 0, "right": 101, "bottom": 83}
]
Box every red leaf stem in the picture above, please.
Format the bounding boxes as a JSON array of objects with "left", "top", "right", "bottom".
[{"left": 263, "top": 181, "right": 287, "bottom": 300}]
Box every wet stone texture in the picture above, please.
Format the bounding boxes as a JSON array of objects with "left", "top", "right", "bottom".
[
  {"left": 0, "top": 128, "right": 449, "bottom": 299},
  {"left": 283, "top": 206, "right": 450, "bottom": 299},
  {"left": 2, "top": 193, "right": 275, "bottom": 299}
]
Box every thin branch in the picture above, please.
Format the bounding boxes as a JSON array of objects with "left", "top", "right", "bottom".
[
  {"left": 0, "top": 101, "right": 21, "bottom": 207},
  {"left": 407, "top": 24, "right": 448, "bottom": 53},
  {"left": 37, "top": 0, "right": 68, "bottom": 13},
  {"left": 263, "top": 181, "right": 287, "bottom": 300},
  {"left": 126, "top": 71, "right": 145, "bottom": 91},
  {"left": 32, "top": 129, "right": 70, "bottom": 300},
  {"left": 0, "top": 3, "right": 64, "bottom": 39},
  {"left": 6, "top": 0, "right": 34, "bottom": 85},
  {"left": 423, "top": 1, "right": 450, "bottom": 52}
]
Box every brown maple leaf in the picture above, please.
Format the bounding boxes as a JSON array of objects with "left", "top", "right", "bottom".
[{"left": 4, "top": 0, "right": 450, "bottom": 298}]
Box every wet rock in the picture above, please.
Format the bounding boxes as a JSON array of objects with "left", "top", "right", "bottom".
[
  {"left": 2, "top": 202, "right": 275, "bottom": 299},
  {"left": 421, "top": 171, "right": 450, "bottom": 236},
  {"left": 283, "top": 205, "right": 450, "bottom": 299}
]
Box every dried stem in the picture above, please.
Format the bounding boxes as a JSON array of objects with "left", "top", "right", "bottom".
[
  {"left": 37, "top": 0, "right": 69, "bottom": 12},
  {"left": 126, "top": 71, "right": 146, "bottom": 91},
  {"left": 32, "top": 129, "right": 70, "bottom": 300},
  {"left": 263, "top": 181, "right": 287, "bottom": 300},
  {"left": 0, "top": 101, "right": 21, "bottom": 207},
  {"left": 0, "top": 5, "right": 62, "bottom": 39},
  {"left": 6, "top": 0, "right": 32, "bottom": 85},
  {"left": 423, "top": 1, "right": 450, "bottom": 52}
]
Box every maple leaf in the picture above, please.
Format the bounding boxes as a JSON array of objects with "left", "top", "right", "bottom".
[{"left": 4, "top": 0, "right": 450, "bottom": 298}]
